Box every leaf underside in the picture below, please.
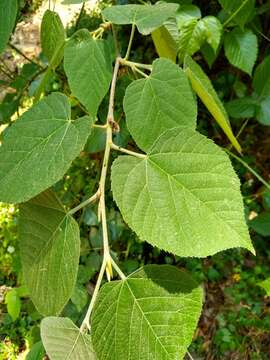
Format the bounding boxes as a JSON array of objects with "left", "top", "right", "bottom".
[
  {"left": 92, "top": 265, "right": 203, "bottom": 360},
  {"left": 19, "top": 190, "right": 80, "bottom": 316},
  {"left": 111, "top": 127, "right": 254, "bottom": 257}
]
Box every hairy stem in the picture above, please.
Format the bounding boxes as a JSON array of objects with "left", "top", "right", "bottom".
[
  {"left": 110, "top": 142, "right": 146, "bottom": 159},
  {"left": 124, "top": 24, "right": 135, "bottom": 60}
]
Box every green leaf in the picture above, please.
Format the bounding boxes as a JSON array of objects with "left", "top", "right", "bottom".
[
  {"left": 40, "top": 10, "right": 66, "bottom": 68},
  {"left": 250, "top": 212, "right": 270, "bottom": 236},
  {"left": 201, "top": 43, "right": 218, "bottom": 68},
  {"left": 201, "top": 16, "right": 223, "bottom": 52},
  {"left": 218, "top": 0, "right": 255, "bottom": 28},
  {"left": 224, "top": 28, "right": 258, "bottom": 75},
  {"left": 225, "top": 97, "right": 257, "bottom": 119},
  {"left": 0, "top": 0, "right": 17, "bottom": 54},
  {"left": 26, "top": 342, "right": 45, "bottom": 360},
  {"left": 111, "top": 127, "right": 254, "bottom": 257},
  {"left": 92, "top": 265, "right": 203, "bottom": 359},
  {"left": 124, "top": 58, "right": 197, "bottom": 152},
  {"left": 184, "top": 55, "right": 242, "bottom": 153},
  {"left": 259, "top": 278, "right": 270, "bottom": 296},
  {"left": 256, "top": 96, "right": 270, "bottom": 125},
  {"left": 85, "top": 126, "right": 106, "bottom": 153},
  {"left": 102, "top": 3, "right": 179, "bottom": 35},
  {"left": 41, "top": 317, "right": 95, "bottom": 359},
  {"left": 176, "top": 4, "right": 201, "bottom": 28},
  {"left": 253, "top": 56, "right": 270, "bottom": 98},
  {"left": 64, "top": 30, "right": 112, "bottom": 116},
  {"left": 0, "top": 92, "right": 93, "bottom": 204},
  {"left": 151, "top": 22, "right": 178, "bottom": 62},
  {"left": 5, "top": 289, "right": 21, "bottom": 321},
  {"left": 19, "top": 190, "right": 80, "bottom": 316}
]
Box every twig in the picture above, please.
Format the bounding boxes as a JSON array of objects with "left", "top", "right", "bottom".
[
  {"left": 225, "top": 149, "right": 270, "bottom": 190},
  {"left": 110, "top": 142, "right": 146, "bottom": 159},
  {"left": 9, "top": 43, "right": 44, "bottom": 70},
  {"left": 75, "top": 2, "right": 85, "bottom": 31},
  {"left": 68, "top": 190, "right": 100, "bottom": 215}
]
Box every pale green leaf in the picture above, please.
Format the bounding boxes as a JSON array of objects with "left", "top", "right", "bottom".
[
  {"left": 253, "top": 56, "right": 270, "bottom": 98},
  {"left": 124, "top": 58, "right": 197, "bottom": 152},
  {"left": 250, "top": 212, "right": 270, "bottom": 236},
  {"left": 259, "top": 278, "right": 270, "bottom": 296},
  {"left": 19, "top": 190, "right": 80, "bottom": 316},
  {"left": 5, "top": 289, "right": 21, "bottom": 321},
  {"left": 64, "top": 29, "right": 112, "bottom": 116},
  {"left": 178, "top": 19, "right": 206, "bottom": 62},
  {"left": 40, "top": 10, "right": 66, "bottom": 68},
  {"left": 0, "top": 92, "right": 93, "bottom": 204},
  {"left": 0, "top": 0, "right": 17, "bottom": 54},
  {"left": 26, "top": 342, "right": 45, "bottom": 360},
  {"left": 111, "top": 127, "right": 254, "bottom": 257},
  {"left": 225, "top": 97, "right": 257, "bottom": 119},
  {"left": 92, "top": 265, "right": 203, "bottom": 360},
  {"left": 224, "top": 28, "right": 258, "bottom": 75},
  {"left": 218, "top": 0, "right": 255, "bottom": 28},
  {"left": 184, "top": 55, "right": 242, "bottom": 153},
  {"left": 102, "top": 3, "right": 179, "bottom": 35},
  {"left": 152, "top": 21, "right": 178, "bottom": 62},
  {"left": 41, "top": 317, "right": 95, "bottom": 359},
  {"left": 201, "top": 16, "right": 223, "bottom": 52},
  {"left": 176, "top": 4, "right": 201, "bottom": 28}
]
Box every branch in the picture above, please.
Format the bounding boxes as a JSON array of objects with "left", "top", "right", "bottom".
[{"left": 9, "top": 43, "right": 44, "bottom": 70}]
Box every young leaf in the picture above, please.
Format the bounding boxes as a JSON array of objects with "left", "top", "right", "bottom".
[
  {"left": 40, "top": 10, "right": 66, "bottom": 68},
  {"left": 218, "top": 0, "right": 255, "bottom": 28},
  {"left": 5, "top": 288, "right": 21, "bottom": 321},
  {"left": 176, "top": 4, "right": 201, "bottom": 28},
  {"left": 111, "top": 127, "right": 254, "bottom": 257},
  {"left": 92, "top": 265, "right": 203, "bottom": 360},
  {"left": 0, "top": 92, "right": 93, "bottom": 204},
  {"left": 178, "top": 19, "right": 205, "bottom": 62},
  {"left": 26, "top": 341, "right": 45, "bottom": 360},
  {"left": 253, "top": 56, "right": 270, "bottom": 98},
  {"left": 124, "top": 58, "right": 197, "bottom": 152},
  {"left": 19, "top": 190, "right": 80, "bottom": 316},
  {"left": 259, "top": 278, "right": 270, "bottom": 296},
  {"left": 41, "top": 317, "right": 95, "bottom": 359},
  {"left": 151, "top": 22, "right": 178, "bottom": 62},
  {"left": 64, "top": 29, "right": 112, "bottom": 116},
  {"left": 184, "top": 55, "right": 242, "bottom": 153},
  {"left": 201, "top": 16, "right": 223, "bottom": 52},
  {"left": 0, "top": 0, "right": 17, "bottom": 54},
  {"left": 224, "top": 28, "right": 258, "bottom": 75},
  {"left": 102, "top": 3, "right": 179, "bottom": 35}
]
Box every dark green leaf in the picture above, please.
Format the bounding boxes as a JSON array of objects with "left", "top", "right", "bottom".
[
  {"left": 41, "top": 10, "right": 66, "bottom": 68},
  {"left": 225, "top": 97, "right": 257, "bottom": 119},
  {"left": 26, "top": 342, "right": 45, "bottom": 360},
  {"left": 250, "top": 212, "right": 270, "bottom": 236},
  {"left": 224, "top": 28, "right": 258, "bottom": 75},
  {"left": 0, "top": 0, "right": 17, "bottom": 54},
  {"left": 218, "top": 0, "right": 255, "bottom": 28},
  {"left": 19, "top": 190, "right": 80, "bottom": 316},
  {"left": 253, "top": 56, "right": 270, "bottom": 98}
]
